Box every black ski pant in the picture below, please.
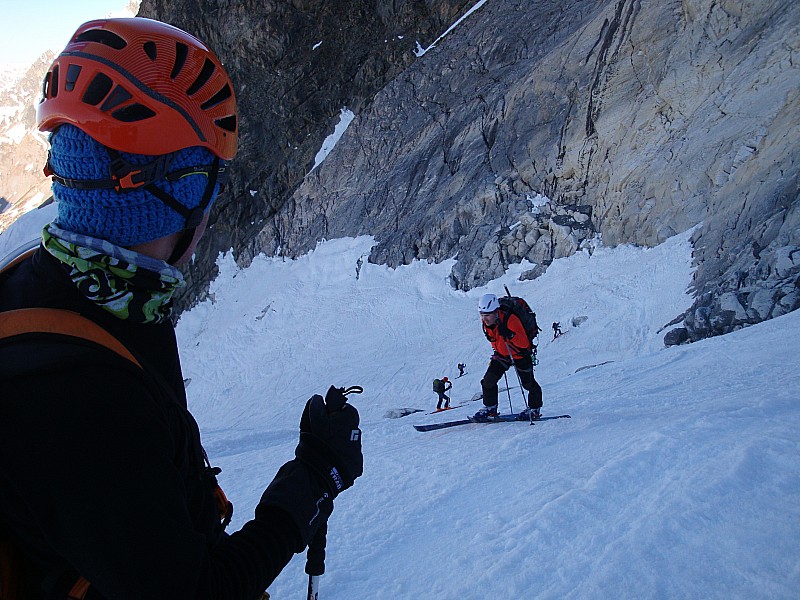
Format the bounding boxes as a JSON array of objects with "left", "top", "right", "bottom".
[
  {"left": 481, "top": 353, "right": 542, "bottom": 410},
  {"left": 436, "top": 392, "right": 450, "bottom": 409}
]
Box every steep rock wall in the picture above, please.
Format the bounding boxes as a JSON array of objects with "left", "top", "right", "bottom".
[
  {"left": 251, "top": 0, "right": 799, "bottom": 343},
  {"left": 137, "top": 0, "right": 475, "bottom": 311}
]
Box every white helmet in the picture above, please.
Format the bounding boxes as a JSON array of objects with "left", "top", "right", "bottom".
[{"left": 478, "top": 293, "right": 500, "bottom": 313}]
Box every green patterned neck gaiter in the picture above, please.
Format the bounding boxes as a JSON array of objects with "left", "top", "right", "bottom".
[{"left": 42, "top": 223, "right": 184, "bottom": 324}]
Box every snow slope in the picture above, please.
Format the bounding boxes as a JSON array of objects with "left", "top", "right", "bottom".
[
  {"left": 174, "top": 232, "right": 800, "bottom": 599},
  {"left": 1, "top": 208, "right": 797, "bottom": 598}
]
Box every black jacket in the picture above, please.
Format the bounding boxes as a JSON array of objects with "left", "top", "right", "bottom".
[{"left": 0, "top": 248, "right": 305, "bottom": 599}]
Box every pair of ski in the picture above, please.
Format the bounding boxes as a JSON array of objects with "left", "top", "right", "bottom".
[{"left": 414, "top": 413, "right": 571, "bottom": 432}]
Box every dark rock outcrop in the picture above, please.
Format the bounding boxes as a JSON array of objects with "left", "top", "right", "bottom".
[
  {"left": 240, "top": 0, "right": 799, "bottom": 343},
  {"left": 137, "top": 0, "right": 475, "bottom": 311}
]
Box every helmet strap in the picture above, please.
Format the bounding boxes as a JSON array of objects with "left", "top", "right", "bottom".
[
  {"left": 44, "top": 145, "right": 224, "bottom": 264},
  {"left": 105, "top": 147, "right": 221, "bottom": 264},
  {"left": 165, "top": 228, "right": 197, "bottom": 266},
  {"left": 160, "top": 156, "right": 221, "bottom": 265}
]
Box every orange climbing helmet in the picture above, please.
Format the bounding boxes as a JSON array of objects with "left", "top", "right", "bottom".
[{"left": 37, "top": 17, "right": 237, "bottom": 160}]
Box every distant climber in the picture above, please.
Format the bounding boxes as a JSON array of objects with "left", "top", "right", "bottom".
[{"left": 433, "top": 376, "right": 453, "bottom": 410}]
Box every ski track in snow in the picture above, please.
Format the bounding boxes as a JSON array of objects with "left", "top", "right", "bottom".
[{"left": 172, "top": 230, "right": 800, "bottom": 599}]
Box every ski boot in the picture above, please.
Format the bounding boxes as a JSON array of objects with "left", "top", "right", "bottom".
[
  {"left": 517, "top": 407, "right": 542, "bottom": 421},
  {"left": 472, "top": 404, "right": 498, "bottom": 422}
]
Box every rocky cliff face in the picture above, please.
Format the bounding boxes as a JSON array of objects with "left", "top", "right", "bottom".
[
  {"left": 244, "top": 0, "right": 799, "bottom": 344},
  {"left": 137, "top": 0, "right": 475, "bottom": 311},
  {"left": 0, "top": 54, "right": 55, "bottom": 232}
]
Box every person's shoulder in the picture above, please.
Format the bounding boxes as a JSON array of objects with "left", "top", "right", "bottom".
[{"left": 0, "top": 333, "right": 141, "bottom": 382}]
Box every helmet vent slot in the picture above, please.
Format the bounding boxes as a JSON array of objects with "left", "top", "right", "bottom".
[
  {"left": 215, "top": 115, "right": 237, "bottom": 133},
  {"left": 171, "top": 42, "right": 188, "bottom": 78},
  {"left": 143, "top": 41, "right": 157, "bottom": 61},
  {"left": 112, "top": 104, "right": 156, "bottom": 122},
  {"left": 75, "top": 29, "right": 127, "bottom": 50},
  {"left": 41, "top": 71, "right": 51, "bottom": 98},
  {"left": 82, "top": 73, "right": 113, "bottom": 106},
  {"left": 50, "top": 66, "right": 60, "bottom": 98},
  {"left": 100, "top": 86, "right": 133, "bottom": 112},
  {"left": 201, "top": 84, "right": 232, "bottom": 110},
  {"left": 187, "top": 59, "right": 215, "bottom": 96},
  {"left": 65, "top": 64, "right": 82, "bottom": 92}
]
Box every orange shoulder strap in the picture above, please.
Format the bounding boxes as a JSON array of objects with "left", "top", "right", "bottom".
[
  {"left": 0, "top": 246, "right": 139, "bottom": 369},
  {"left": 0, "top": 308, "right": 141, "bottom": 369}
]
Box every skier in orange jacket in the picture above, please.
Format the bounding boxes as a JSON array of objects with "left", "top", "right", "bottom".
[{"left": 474, "top": 293, "right": 542, "bottom": 421}]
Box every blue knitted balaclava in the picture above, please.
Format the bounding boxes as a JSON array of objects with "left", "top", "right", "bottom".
[{"left": 49, "top": 124, "right": 220, "bottom": 247}]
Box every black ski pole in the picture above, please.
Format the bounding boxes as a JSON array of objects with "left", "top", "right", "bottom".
[
  {"left": 500, "top": 286, "right": 538, "bottom": 423},
  {"left": 503, "top": 337, "right": 533, "bottom": 424},
  {"left": 305, "top": 520, "right": 327, "bottom": 600},
  {"left": 501, "top": 370, "right": 514, "bottom": 415}
]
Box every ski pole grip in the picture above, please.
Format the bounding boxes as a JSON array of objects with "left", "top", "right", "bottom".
[
  {"left": 305, "top": 520, "right": 327, "bottom": 576},
  {"left": 324, "top": 385, "right": 363, "bottom": 413}
]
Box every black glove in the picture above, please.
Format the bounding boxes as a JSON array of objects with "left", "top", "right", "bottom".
[
  {"left": 256, "top": 386, "right": 362, "bottom": 551},
  {"left": 294, "top": 386, "right": 363, "bottom": 498},
  {"left": 257, "top": 459, "right": 333, "bottom": 552},
  {"left": 498, "top": 320, "right": 514, "bottom": 339}
]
